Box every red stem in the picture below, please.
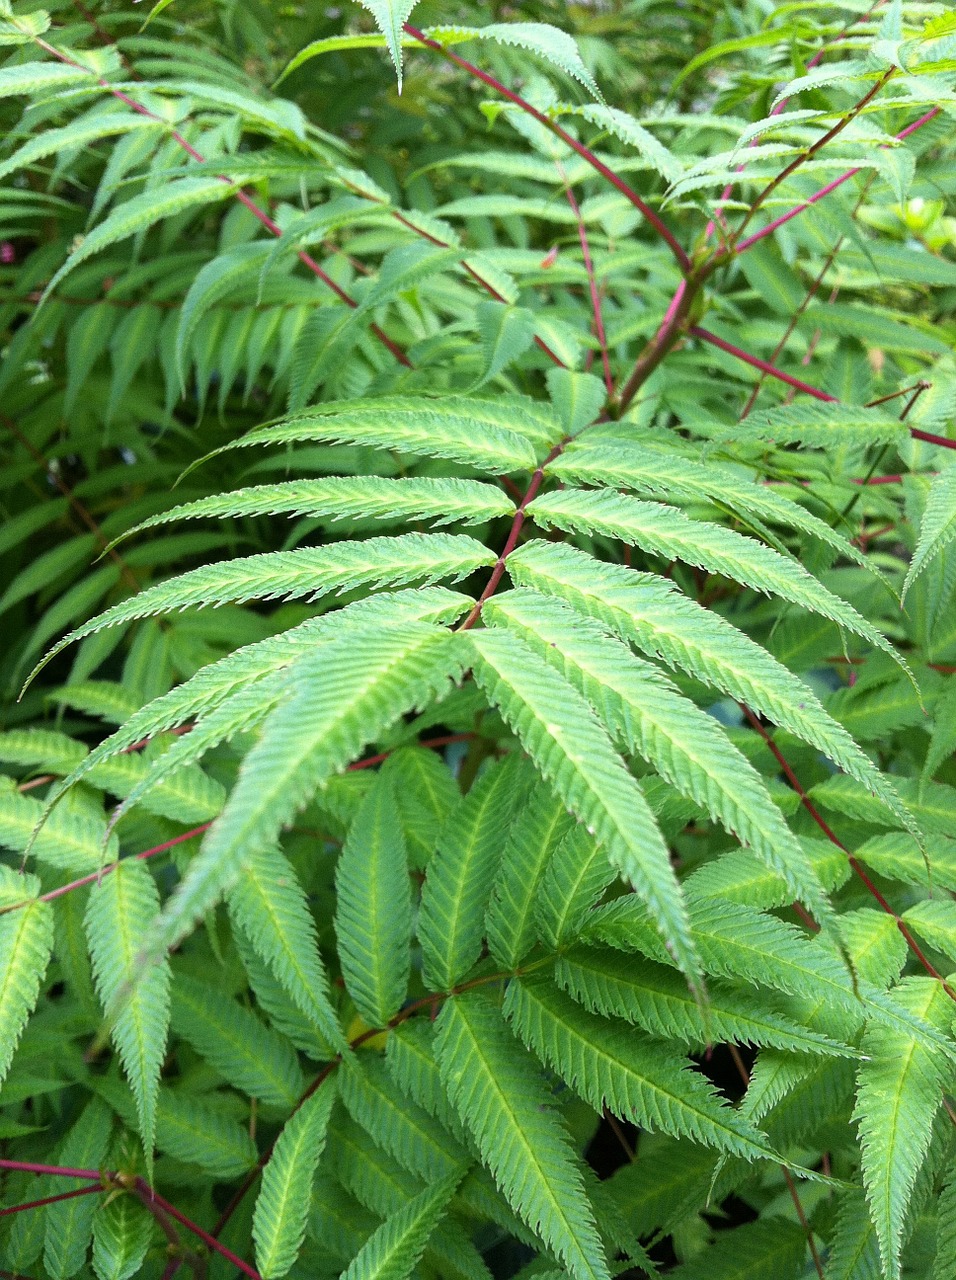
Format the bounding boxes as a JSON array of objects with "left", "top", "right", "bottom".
[
  {"left": 736, "top": 106, "right": 942, "bottom": 253},
  {"left": 403, "top": 25, "right": 691, "bottom": 273},
  {"left": 0, "top": 1160, "right": 100, "bottom": 1179},
  {"left": 458, "top": 440, "right": 567, "bottom": 630},
  {"left": 691, "top": 326, "right": 836, "bottom": 401},
  {"left": 560, "top": 173, "right": 614, "bottom": 394},
  {"left": 0, "top": 1185, "right": 102, "bottom": 1217},
  {"left": 739, "top": 705, "right": 956, "bottom": 999},
  {"left": 134, "top": 1180, "right": 261, "bottom": 1279},
  {"left": 32, "top": 39, "right": 410, "bottom": 369}
]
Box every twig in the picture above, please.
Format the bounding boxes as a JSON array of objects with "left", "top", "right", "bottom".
[
  {"left": 559, "top": 166, "right": 614, "bottom": 394},
  {"left": 403, "top": 25, "right": 691, "bottom": 273}
]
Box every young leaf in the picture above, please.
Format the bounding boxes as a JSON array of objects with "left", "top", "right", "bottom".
[
  {"left": 435, "top": 993, "right": 610, "bottom": 1280},
  {"left": 253, "top": 1081, "right": 337, "bottom": 1280},
  {"left": 336, "top": 773, "right": 414, "bottom": 1025}
]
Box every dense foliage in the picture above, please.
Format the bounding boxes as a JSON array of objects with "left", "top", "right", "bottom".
[{"left": 2, "top": 0, "right": 956, "bottom": 1277}]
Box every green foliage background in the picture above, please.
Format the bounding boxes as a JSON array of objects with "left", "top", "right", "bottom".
[{"left": 2, "top": 1, "right": 956, "bottom": 1277}]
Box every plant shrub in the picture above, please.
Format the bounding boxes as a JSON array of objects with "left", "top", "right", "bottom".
[{"left": 2, "top": 2, "right": 956, "bottom": 1278}]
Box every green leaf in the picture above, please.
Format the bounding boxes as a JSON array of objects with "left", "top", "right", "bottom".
[
  {"left": 904, "top": 469, "right": 956, "bottom": 597},
  {"left": 473, "top": 301, "right": 537, "bottom": 389},
  {"left": 85, "top": 860, "right": 171, "bottom": 1165},
  {"left": 419, "top": 755, "right": 530, "bottom": 991},
  {"left": 42, "top": 178, "right": 238, "bottom": 300},
  {"left": 534, "top": 826, "right": 615, "bottom": 950},
  {"left": 339, "top": 1054, "right": 469, "bottom": 1181},
  {"left": 485, "top": 786, "right": 574, "bottom": 969},
  {"left": 170, "top": 972, "right": 305, "bottom": 1107},
  {"left": 435, "top": 993, "right": 609, "bottom": 1280},
  {"left": 359, "top": 0, "right": 419, "bottom": 88},
  {"left": 152, "top": 623, "right": 463, "bottom": 952},
  {"left": 547, "top": 436, "right": 871, "bottom": 567},
  {"left": 506, "top": 540, "right": 913, "bottom": 838},
  {"left": 936, "top": 1160, "right": 956, "bottom": 1280},
  {"left": 27, "top": 533, "right": 492, "bottom": 686},
  {"left": 555, "top": 947, "right": 856, "bottom": 1057},
  {"left": 208, "top": 397, "right": 545, "bottom": 475},
  {"left": 229, "top": 846, "right": 346, "bottom": 1054},
  {"left": 113, "top": 477, "right": 514, "bottom": 545},
  {"left": 465, "top": 626, "right": 699, "bottom": 985},
  {"left": 663, "top": 1217, "right": 808, "bottom": 1279},
  {"left": 486, "top": 588, "right": 832, "bottom": 918},
  {"left": 336, "top": 773, "right": 413, "bottom": 1025},
  {"left": 0, "top": 60, "right": 94, "bottom": 97},
  {"left": 154, "top": 1086, "right": 257, "bottom": 1177},
  {"left": 854, "top": 977, "right": 953, "bottom": 1279},
  {"left": 339, "top": 1170, "right": 464, "bottom": 1280},
  {"left": 525, "top": 487, "right": 906, "bottom": 673},
  {"left": 505, "top": 974, "right": 780, "bottom": 1160},
  {"left": 91, "top": 1194, "right": 153, "bottom": 1280},
  {"left": 253, "top": 1081, "right": 336, "bottom": 1279},
  {"left": 44, "top": 1098, "right": 113, "bottom": 1280},
  {"left": 0, "top": 880, "right": 53, "bottom": 1093}
]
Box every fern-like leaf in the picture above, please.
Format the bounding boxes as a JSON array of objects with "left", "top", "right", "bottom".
[
  {"left": 555, "top": 947, "right": 855, "bottom": 1057},
  {"left": 504, "top": 975, "right": 779, "bottom": 1161},
  {"left": 91, "top": 1194, "right": 153, "bottom": 1280},
  {"left": 228, "top": 845, "right": 345, "bottom": 1054},
  {"left": 253, "top": 1081, "right": 336, "bottom": 1280},
  {"left": 336, "top": 773, "right": 413, "bottom": 1025},
  {"left": 854, "top": 977, "right": 953, "bottom": 1280},
  {"left": 170, "top": 972, "right": 304, "bottom": 1107},
  {"left": 112, "top": 477, "right": 515, "bottom": 547},
  {"left": 434, "top": 993, "right": 610, "bottom": 1280},
  {"left": 206, "top": 396, "right": 553, "bottom": 474},
  {"left": 486, "top": 589, "right": 831, "bottom": 917},
  {"left": 85, "top": 860, "right": 171, "bottom": 1165},
  {"left": 465, "top": 626, "right": 699, "bottom": 983},
  {"left": 339, "top": 1170, "right": 463, "bottom": 1280},
  {"left": 151, "top": 622, "right": 462, "bottom": 953},
  {"left": 0, "top": 868, "right": 53, "bottom": 1093},
  {"left": 27, "top": 533, "right": 491, "bottom": 685},
  {"left": 904, "top": 468, "right": 956, "bottom": 597},
  {"left": 526, "top": 487, "right": 905, "bottom": 671},
  {"left": 485, "top": 786, "right": 574, "bottom": 969},
  {"left": 507, "top": 540, "right": 912, "bottom": 836},
  {"left": 419, "top": 755, "right": 530, "bottom": 991}
]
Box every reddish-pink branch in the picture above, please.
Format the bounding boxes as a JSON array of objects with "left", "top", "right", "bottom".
[
  {"left": 736, "top": 105, "right": 942, "bottom": 253},
  {"left": 403, "top": 25, "right": 691, "bottom": 273},
  {"left": 0, "top": 1184, "right": 102, "bottom": 1217},
  {"left": 739, "top": 705, "right": 956, "bottom": 999},
  {"left": 33, "top": 39, "right": 410, "bottom": 368},
  {"left": 134, "top": 1179, "right": 262, "bottom": 1279},
  {"left": 691, "top": 326, "right": 836, "bottom": 401},
  {"left": 0, "top": 1159, "right": 100, "bottom": 1179},
  {"left": 560, "top": 174, "right": 614, "bottom": 394}
]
